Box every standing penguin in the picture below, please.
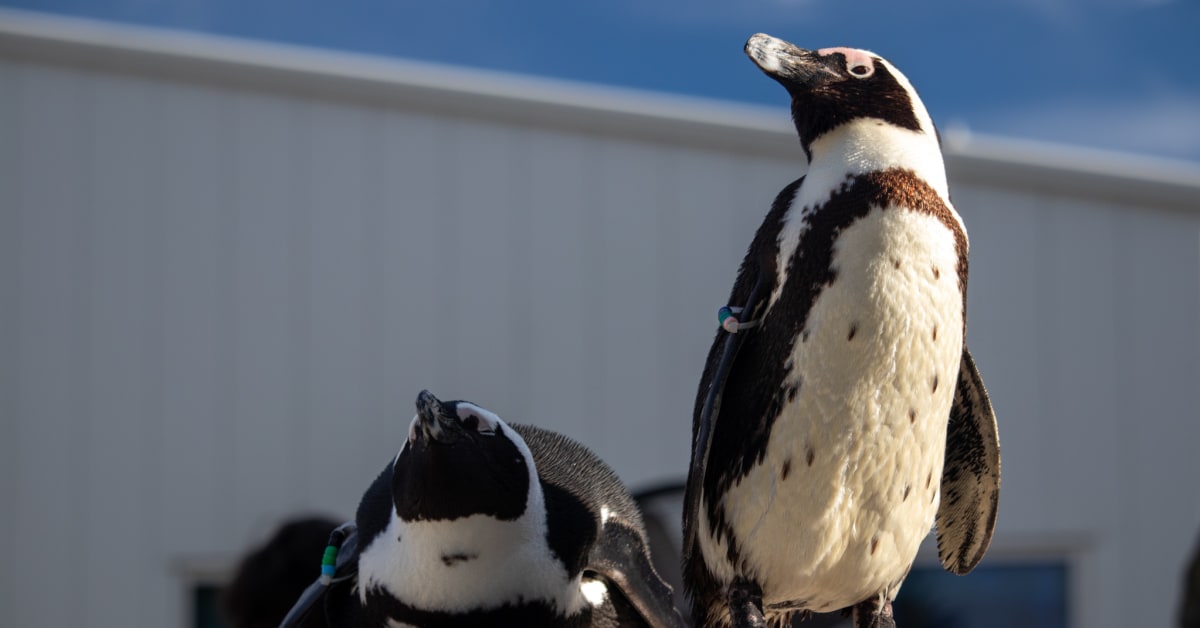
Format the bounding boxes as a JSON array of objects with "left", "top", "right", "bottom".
[
  {"left": 283, "top": 390, "right": 686, "bottom": 628},
  {"left": 682, "top": 34, "right": 1001, "bottom": 628}
]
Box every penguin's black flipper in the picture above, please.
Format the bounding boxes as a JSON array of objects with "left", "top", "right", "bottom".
[
  {"left": 279, "top": 523, "right": 362, "bottom": 628},
  {"left": 277, "top": 578, "right": 329, "bottom": 628},
  {"left": 682, "top": 177, "right": 797, "bottom": 566},
  {"left": 682, "top": 261, "right": 772, "bottom": 552},
  {"left": 936, "top": 347, "right": 1002, "bottom": 574},
  {"left": 318, "top": 576, "right": 371, "bottom": 628},
  {"left": 586, "top": 521, "right": 689, "bottom": 628}
]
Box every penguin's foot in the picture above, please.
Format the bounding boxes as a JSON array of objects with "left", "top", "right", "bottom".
[
  {"left": 851, "top": 596, "right": 895, "bottom": 628},
  {"left": 727, "top": 577, "right": 766, "bottom": 628}
]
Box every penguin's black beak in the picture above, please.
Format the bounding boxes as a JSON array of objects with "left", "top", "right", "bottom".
[
  {"left": 414, "top": 389, "right": 463, "bottom": 445},
  {"left": 744, "top": 33, "right": 836, "bottom": 88}
]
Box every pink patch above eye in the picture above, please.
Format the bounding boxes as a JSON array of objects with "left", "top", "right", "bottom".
[{"left": 817, "top": 47, "right": 875, "bottom": 73}]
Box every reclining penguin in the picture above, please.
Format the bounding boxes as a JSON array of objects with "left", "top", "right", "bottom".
[{"left": 282, "top": 390, "right": 686, "bottom": 628}]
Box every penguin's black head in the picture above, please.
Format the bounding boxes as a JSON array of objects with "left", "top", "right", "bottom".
[
  {"left": 391, "top": 390, "right": 532, "bottom": 522},
  {"left": 745, "top": 33, "right": 927, "bottom": 156}
]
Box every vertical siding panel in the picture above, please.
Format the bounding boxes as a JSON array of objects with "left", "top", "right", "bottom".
[
  {"left": 375, "top": 112, "right": 445, "bottom": 454},
  {"left": 1117, "top": 208, "right": 1200, "bottom": 628},
  {"left": 515, "top": 129, "right": 591, "bottom": 439},
  {"left": 357, "top": 105, "right": 390, "bottom": 487},
  {"left": 650, "top": 149, "right": 701, "bottom": 485},
  {"left": 1040, "top": 198, "right": 1123, "bottom": 628},
  {"left": 83, "top": 72, "right": 159, "bottom": 624},
  {"left": 229, "top": 91, "right": 308, "bottom": 532},
  {"left": 951, "top": 185, "right": 1046, "bottom": 533},
  {"left": 286, "top": 102, "right": 315, "bottom": 518},
  {"left": 303, "top": 101, "right": 373, "bottom": 516},
  {"left": 158, "top": 82, "right": 235, "bottom": 556},
  {"left": 429, "top": 120, "right": 461, "bottom": 393},
  {"left": 0, "top": 58, "right": 20, "bottom": 622},
  {"left": 11, "top": 64, "right": 92, "bottom": 626},
  {"left": 138, "top": 77, "right": 171, "bottom": 628},
  {"left": 505, "top": 129, "right": 535, "bottom": 421},
  {"left": 1040, "top": 198, "right": 1123, "bottom": 522},
  {"left": 649, "top": 148, "right": 687, "bottom": 485},
  {"left": 442, "top": 121, "right": 520, "bottom": 411},
  {"left": 589, "top": 139, "right": 664, "bottom": 484}
]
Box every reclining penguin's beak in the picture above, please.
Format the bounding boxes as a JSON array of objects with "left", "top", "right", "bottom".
[{"left": 414, "top": 389, "right": 462, "bottom": 445}]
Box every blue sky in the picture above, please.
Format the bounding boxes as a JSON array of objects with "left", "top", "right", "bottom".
[{"left": 4, "top": 0, "right": 1199, "bottom": 161}]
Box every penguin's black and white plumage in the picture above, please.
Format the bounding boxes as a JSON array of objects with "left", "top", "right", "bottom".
[
  {"left": 682, "top": 34, "right": 1001, "bottom": 628},
  {"left": 289, "top": 390, "right": 686, "bottom": 628}
]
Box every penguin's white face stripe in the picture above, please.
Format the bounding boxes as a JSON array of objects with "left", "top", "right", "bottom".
[
  {"left": 454, "top": 402, "right": 501, "bottom": 435},
  {"left": 874, "top": 57, "right": 940, "bottom": 148},
  {"left": 404, "top": 415, "right": 418, "bottom": 448},
  {"left": 403, "top": 402, "right": 502, "bottom": 446},
  {"left": 818, "top": 47, "right": 876, "bottom": 78},
  {"left": 360, "top": 415, "right": 589, "bottom": 617}
]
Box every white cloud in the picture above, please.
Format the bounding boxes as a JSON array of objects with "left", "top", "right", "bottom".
[{"left": 959, "top": 94, "right": 1200, "bottom": 162}]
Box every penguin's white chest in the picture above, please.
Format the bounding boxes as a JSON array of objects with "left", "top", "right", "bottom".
[
  {"left": 703, "top": 205, "right": 964, "bottom": 613},
  {"left": 356, "top": 503, "right": 590, "bottom": 617}
]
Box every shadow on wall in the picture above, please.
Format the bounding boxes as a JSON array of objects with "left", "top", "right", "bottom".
[
  {"left": 221, "top": 515, "right": 341, "bottom": 628},
  {"left": 1183, "top": 532, "right": 1200, "bottom": 628}
]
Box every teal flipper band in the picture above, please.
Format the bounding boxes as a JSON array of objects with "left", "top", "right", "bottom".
[
  {"left": 319, "top": 544, "right": 338, "bottom": 584},
  {"left": 718, "top": 305, "right": 759, "bottom": 333}
]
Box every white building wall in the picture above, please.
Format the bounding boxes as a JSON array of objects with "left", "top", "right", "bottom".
[{"left": 2, "top": 10, "right": 1198, "bottom": 628}]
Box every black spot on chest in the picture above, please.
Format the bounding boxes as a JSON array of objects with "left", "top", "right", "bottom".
[{"left": 441, "top": 552, "right": 479, "bottom": 567}]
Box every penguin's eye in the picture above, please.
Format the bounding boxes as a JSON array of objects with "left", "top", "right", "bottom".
[{"left": 849, "top": 64, "right": 873, "bottom": 78}]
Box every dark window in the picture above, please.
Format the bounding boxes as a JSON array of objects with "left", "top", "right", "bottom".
[
  {"left": 894, "top": 562, "right": 1069, "bottom": 628},
  {"left": 193, "top": 584, "right": 229, "bottom": 628}
]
